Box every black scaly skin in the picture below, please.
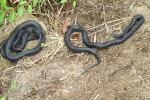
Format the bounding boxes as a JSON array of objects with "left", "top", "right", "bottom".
[
  {"left": 64, "top": 25, "right": 101, "bottom": 68},
  {"left": 64, "top": 14, "right": 144, "bottom": 72},
  {"left": 83, "top": 14, "right": 145, "bottom": 49},
  {"left": 0, "top": 20, "right": 46, "bottom": 61}
]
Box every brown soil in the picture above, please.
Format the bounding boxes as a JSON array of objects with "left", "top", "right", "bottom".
[{"left": 1, "top": 0, "right": 150, "bottom": 100}]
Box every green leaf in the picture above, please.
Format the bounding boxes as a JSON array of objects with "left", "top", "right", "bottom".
[
  {"left": 27, "top": 5, "right": 32, "bottom": 14},
  {"left": 19, "top": 1, "right": 27, "bottom": 6},
  {"left": 17, "top": 6, "right": 25, "bottom": 16},
  {"left": 32, "top": 0, "right": 39, "bottom": 7},
  {"left": 10, "top": 80, "right": 17, "bottom": 90},
  {"left": 72, "top": 0, "right": 77, "bottom": 8},
  {"left": 5, "top": 7, "right": 13, "bottom": 11},
  {"left": 8, "top": 11, "right": 16, "bottom": 22},
  {"left": 19, "top": 0, "right": 24, "bottom": 2},
  {"left": 0, "top": 0, "right": 7, "bottom": 9},
  {"left": 0, "top": 11, "right": 5, "bottom": 25},
  {"left": 0, "top": 96, "right": 6, "bottom": 100},
  {"left": 60, "top": 0, "right": 67, "bottom": 4}
]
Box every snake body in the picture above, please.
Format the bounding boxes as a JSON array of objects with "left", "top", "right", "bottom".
[
  {"left": 64, "top": 25, "right": 101, "bottom": 67},
  {"left": 83, "top": 14, "right": 145, "bottom": 49},
  {"left": 0, "top": 20, "right": 45, "bottom": 61},
  {"left": 64, "top": 14, "right": 145, "bottom": 70}
]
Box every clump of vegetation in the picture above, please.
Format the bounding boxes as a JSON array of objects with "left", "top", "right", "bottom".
[
  {"left": 0, "top": 0, "right": 40, "bottom": 25},
  {"left": 0, "top": 96, "right": 6, "bottom": 100},
  {"left": 58, "top": 0, "right": 78, "bottom": 8}
]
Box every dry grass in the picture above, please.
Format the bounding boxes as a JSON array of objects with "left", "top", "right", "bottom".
[{"left": 1, "top": 0, "right": 150, "bottom": 100}]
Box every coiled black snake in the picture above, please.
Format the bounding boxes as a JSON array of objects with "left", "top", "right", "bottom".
[
  {"left": 0, "top": 20, "right": 45, "bottom": 61},
  {"left": 64, "top": 14, "right": 145, "bottom": 72}
]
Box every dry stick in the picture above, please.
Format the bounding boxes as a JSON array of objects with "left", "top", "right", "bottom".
[
  {"left": 108, "top": 19, "right": 129, "bottom": 29},
  {"left": 57, "top": 4, "right": 64, "bottom": 19},
  {"left": 58, "top": 10, "right": 73, "bottom": 14},
  {"left": 21, "top": 66, "right": 38, "bottom": 91},
  {"left": 32, "top": 12, "right": 54, "bottom": 20},
  {"left": 81, "top": 4, "right": 102, "bottom": 15},
  {"left": 1, "top": 65, "right": 19, "bottom": 73},
  {"left": 129, "top": 2, "right": 135, "bottom": 11},
  {"left": 92, "top": 94, "right": 100, "bottom": 100},
  {"left": 43, "top": 38, "right": 64, "bottom": 63},
  {"left": 38, "top": 0, "right": 46, "bottom": 12},
  {"left": 0, "top": 72, "right": 7, "bottom": 81},
  {"left": 74, "top": 14, "right": 78, "bottom": 25},
  {"left": 107, "top": 17, "right": 131, "bottom": 24},
  {"left": 42, "top": 40, "right": 58, "bottom": 47},
  {"left": 46, "top": 43, "right": 64, "bottom": 63},
  {"left": 30, "top": 47, "right": 55, "bottom": 65},
  {"left": 102, "top": 4, "right": 109, "bottom": 33},
  {"left": 88, "top": 18, "right": 129, "bottom": 36},
  {"left": 93, "top": 20, "right": 97, "bottom": 42},
  {"left": 86, "top": 17, "right": 130, "bottom": 31},
  {"left": 38, "top": 42, "right": 63, "bottom": 64},
  {"left": 31, "top": 35, "right": 63, "bottom": 65},
  {"left": 90, "top": 90, "right": 100, "bottom": 100},
  {"left": 60, "top": 71, "right": 74, "bottom": 82},
  {"left": 87, "top": 23, "right": 105, "bottom": 31},
  {"left": 51, "top": 0, "right": 58, "bottom": 5},
  {"left": 30, "top": 35, "right": 62, "bottom": 65},
  {"left": 47, "top": 0, "right": 54, "bottom": 12},
  {"left": 42, "top": 47, "right": 58, "bottom": 63}
]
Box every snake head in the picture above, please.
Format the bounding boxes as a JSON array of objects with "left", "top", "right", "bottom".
[{"left": 132, "top": 14, "right": 145, "bottom": 25}]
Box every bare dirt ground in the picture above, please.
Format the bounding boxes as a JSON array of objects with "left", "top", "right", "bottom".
[{"left": 1, "top": 0, "right": 150, "bottom": 100}]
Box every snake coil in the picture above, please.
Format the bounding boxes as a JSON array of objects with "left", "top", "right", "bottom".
[
  {"left": 64, "top": 14, "right": 145, "bottom": 72},
  {"left": 0, "top": 20, "right": 46, "bottom": 61}
]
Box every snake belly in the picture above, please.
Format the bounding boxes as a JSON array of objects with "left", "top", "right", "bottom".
[{"left": 0, "top": 20, "right": 46, "bottom": 61}]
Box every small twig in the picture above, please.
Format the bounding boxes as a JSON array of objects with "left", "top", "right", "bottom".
[
  {"left": 92, "top": 94, "right": 100, "bottom": 100},
  {"left": 60, "top": 71, "right": 74, "bottom": 82},
  {"left": 47, "top": 0, "right": 54, "bottom": 12},
  {"left": 88, "top": 18, "right": 129, "bottom": 36},
  {"left": 1, "top": 65, "right": 18, "bottom": 73},
  {"left": 57, "top": 4, "right": 64, "bottom": 19},
  {"left": 86, "top": 17, "right": 131, "bottom": 31},
  {"left": 46, "top": 43, "right": 64, "bottom": 63},
  {"left": 129, "top": 2, "right": 135, "bottom": 11},
  {"left": 74, "top": 15, "right": 78, "bottom": 25},
  {"left": 21, "top": 67, "right": 38, "bottom": 91},
  {"left": 102, "top": 4, "right": 109, "bottom": 33},
  {"left": 87, "top": 23, "right": 105, "bottom": 31}
]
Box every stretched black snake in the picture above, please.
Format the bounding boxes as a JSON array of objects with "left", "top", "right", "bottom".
[
  {"left": 0, "top": 20, "right": 45, "bottom": 61},
  {"left": 64, "top": 14, "right": 145, "bottom": 72}
]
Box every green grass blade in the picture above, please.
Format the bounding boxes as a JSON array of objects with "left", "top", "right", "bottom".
[
  {"left": 0, "top": 10, "right": 5, "bottom": 25},
  {"left": 27, "top": 5, "right": 32, "bottom": 14},
  {"left": 17, "top": 6, "right": 25, "bottom": 16}
]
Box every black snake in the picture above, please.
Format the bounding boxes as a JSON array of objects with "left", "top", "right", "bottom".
[
  {"left": 0, "top": 20, "right": 45, "bottom": 61},
  {"left": 64, "top": 14, "right": 145, "bottom": 72}
]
